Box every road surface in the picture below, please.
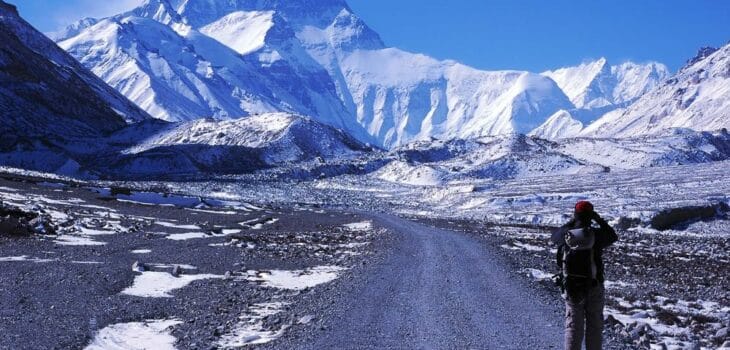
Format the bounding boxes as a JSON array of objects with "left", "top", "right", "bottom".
[{"left": 269, "top": 213, "right": 564, "bottom": 349}]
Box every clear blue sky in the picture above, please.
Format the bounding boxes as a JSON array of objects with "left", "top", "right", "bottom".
[{"left": 12, "top": 0, "right": 730, "bottom": 72}]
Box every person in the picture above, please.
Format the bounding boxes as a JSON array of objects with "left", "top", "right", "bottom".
[{"left": 551, "top": 200, "right": 618, "bottom": 350}]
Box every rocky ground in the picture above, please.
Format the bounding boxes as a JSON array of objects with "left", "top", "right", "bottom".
[
  {"left": 0, "top": 174, "right": 385, "bottom": 350},
  {"left": 420, "top": 217, "right": 730, "bottom": 350}
]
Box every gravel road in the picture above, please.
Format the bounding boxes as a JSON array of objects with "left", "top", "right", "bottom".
[{"left": 271, "top": 213, "right": 564, "bottom": 349}]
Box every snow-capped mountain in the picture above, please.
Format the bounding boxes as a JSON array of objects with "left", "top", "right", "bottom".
[
  {"left": 54, "top": 0, "right": 594, "bottom": 148},
  {"left": 55, "top": 0, "right": 375, "bottom": 144},
  {"left": 0, "top": 1, "right": 150, "bottom": 174},
  {"left": 583, "top": 44, "right": 730, "bottom": 137},
  {"left": 542, "top": 57, "right": 670, "bottom": 110},
  {"left": 49, "top": 0, "right": 726, "bottom": 151}
]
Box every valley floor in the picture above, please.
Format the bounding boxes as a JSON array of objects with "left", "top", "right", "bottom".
[{"left": 0, "top": 170, "right": 728, "bottom": 349}]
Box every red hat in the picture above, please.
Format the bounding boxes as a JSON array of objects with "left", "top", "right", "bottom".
[{"left": 575, "top": 201, "right": 594, "bottom": 214}]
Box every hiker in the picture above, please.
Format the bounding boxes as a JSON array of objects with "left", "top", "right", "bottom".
[{"left": 551, "top": 200, "right": 618, "bottom": 350}]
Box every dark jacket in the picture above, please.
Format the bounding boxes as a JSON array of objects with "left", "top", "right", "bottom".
[{"left": 551, "top": 216, "right": 618, "bottom": 283}]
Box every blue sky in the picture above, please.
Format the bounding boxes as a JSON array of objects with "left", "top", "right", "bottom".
[{"left": 12, "top": 0, "right": 730, "bottom": 72}]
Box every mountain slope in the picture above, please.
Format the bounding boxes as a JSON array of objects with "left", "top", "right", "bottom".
[
  {"left": 0, "top": 1, "right": 151, "bottom": 174},
  {"left": 329, "top": 48, "right": 575, "bottom": 148},
  {"left": 583, "top": 44, "right": 730, "bottom": 137},
  {"left": 103, "top": 113, "right": 373, "bottom": 178}
]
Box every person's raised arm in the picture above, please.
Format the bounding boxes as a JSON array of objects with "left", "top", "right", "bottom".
[{"left": 592, "top": 211, "right": 617, "bottom": 248}]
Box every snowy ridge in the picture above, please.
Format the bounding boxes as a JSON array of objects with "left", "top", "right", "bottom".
[
  {"left": 542, "top": 57, "right": 670, "bottom": 110},
  {"left": 583, "top": 43, "right": 730, "bottom": 137}
]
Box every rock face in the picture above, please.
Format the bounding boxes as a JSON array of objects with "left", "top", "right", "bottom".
[{"left": 0, "top": 0, "right": 150, "bottom": 174}]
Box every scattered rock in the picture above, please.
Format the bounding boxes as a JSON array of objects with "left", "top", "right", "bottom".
[
  {"left": 297, "top": 314, "right": 315, "bottom": 325},
  {"left": 716, "top": 327, "right": 729, "bottom": 341},
  {"left": 0, "top": 202, "right": 54, "bottom": 236},
  {"left": 615, "top": 216, "right": 641, "bottom": 231}
]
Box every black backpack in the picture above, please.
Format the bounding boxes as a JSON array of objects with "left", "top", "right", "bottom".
[{"left": 555, "top": 226, "right": 598, "bottom": 299}]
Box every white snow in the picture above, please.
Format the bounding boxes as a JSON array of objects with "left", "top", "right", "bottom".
[
  {"left": 523, "top": 268, "right": 553, "bottom": 281},
  {"left": 0, "top": 255, "right": 56, "bottom": 263},
  {"left": 502, "top": 242, "right": 545, "bottom": 252},
  {"left": 165, "top": 232, "right": 209, "bottom": 241},
  {"left": 529, "top": 110, "right": 584, "bottom": 140},
  {"left": 343, "top": 221, "right": 372, "bottom": 231},
  {"left": 84, "top": 319, "right": 182, "bottom": 350},
  {"left": 216, "top": 302, "right": 289, "bottom": 347},
  {"left": 244, "top": 266, "right": 346, "bottom": 290},
  {"left": 155, "top": 221, "right": 201, "bottom": 230},
  {"left": 121, "top": 271, "right": 222, "bottom": 298},
  {"left": 54, "top": 235, "right": 107, "bottom": 246},
  {"left": 200, "top": 11, "right": 275, "bottom": 55},
  {"left": 131, "top": 249, "right": 152, "bottom": 254}
]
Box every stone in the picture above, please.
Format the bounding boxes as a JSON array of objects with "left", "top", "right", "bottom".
[
  {"left": 716, "top": 327, "right": 729, "bottom": 340},
  {"left": 0, "top": 216, "right": 32, "bottom": 235},
  {"left": 171, "top": 265, "right": 182, "bottom": 277},
  {"left": 298, "top": 314, "right": 315, "bottom": 325},
  {"left": 132, "top": 261, "right": 147, "bottom": 272}
]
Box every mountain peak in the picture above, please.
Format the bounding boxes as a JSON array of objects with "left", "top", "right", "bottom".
[
  {"left": 326, "top": 8, "right": 384, "bottom": 51},
  {"left": 131, "top": 0, "right": 182, "bottom": 25}
]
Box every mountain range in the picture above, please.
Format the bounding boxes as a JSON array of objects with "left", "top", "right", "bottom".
[
  {"left": 53, "top": 0, "right": 713, "bottom": 149},
  {"left": 1, "top": 0, "right": 729, "bottom": 179}
]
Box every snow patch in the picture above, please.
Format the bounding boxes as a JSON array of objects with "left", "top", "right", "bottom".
[
  {"left": 84, "top": 319, "right": 182, "bottom": 350},
  {"left": 216, "top": 302, "right": 289, "bottom": 347},
  {"left": 244, "top": 266, "right": 346, "bottom": 290},
  {"left": 343, "top": 221, "right": 372, "bottom": 231},
  {"left": 121, "top": 271, "right": 222, "bottom": 298}
]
